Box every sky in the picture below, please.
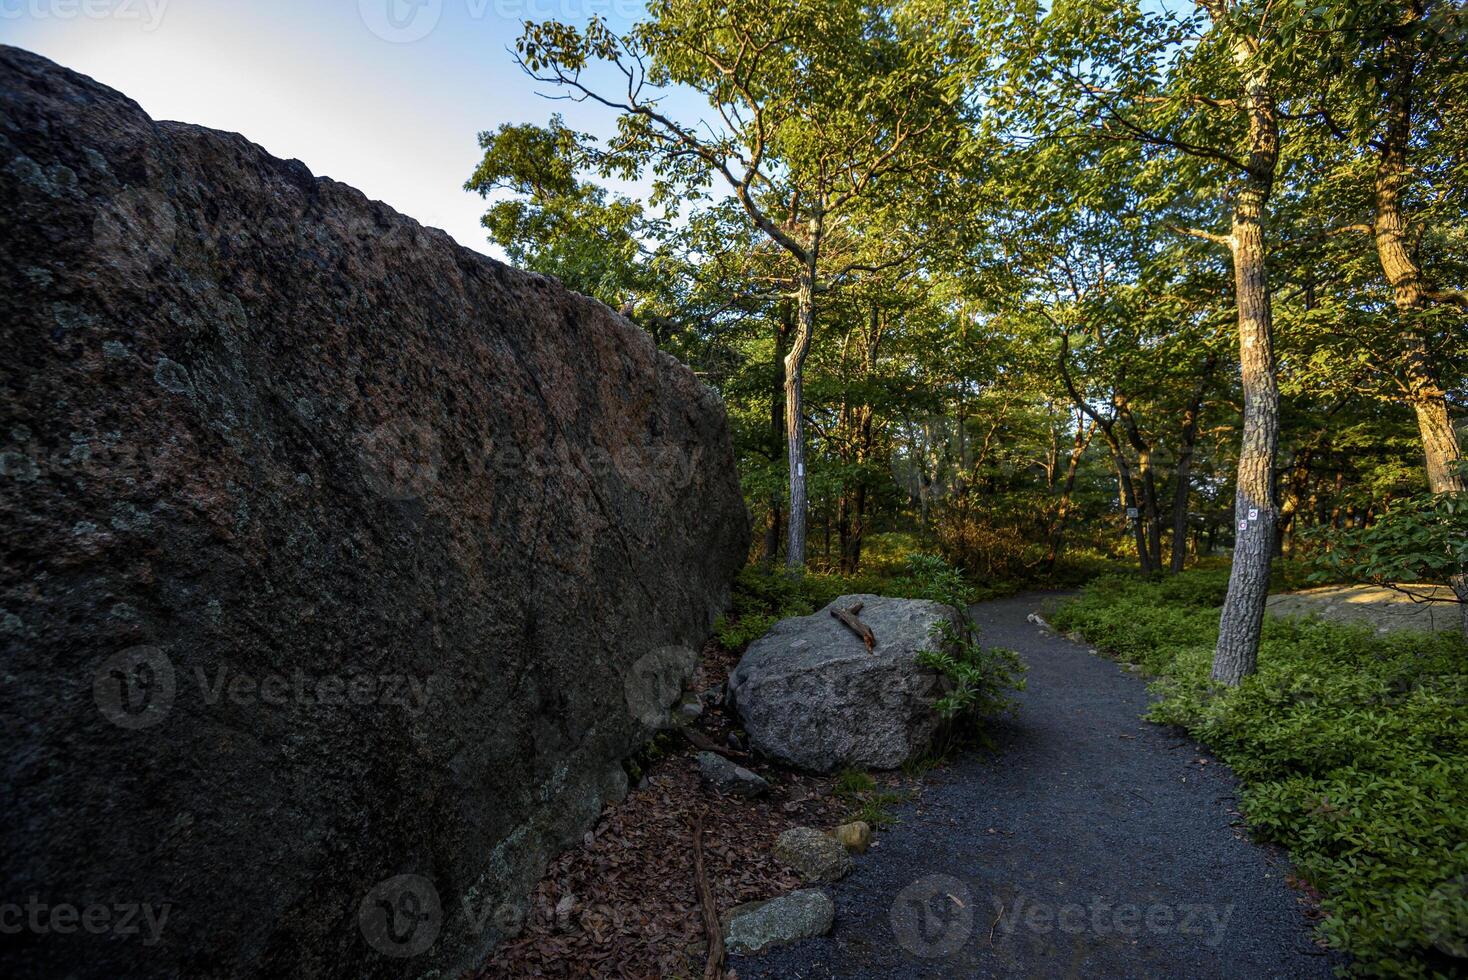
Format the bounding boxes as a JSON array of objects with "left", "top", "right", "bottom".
[{"left": 2, "top": 0, "right": 686, "bottom": 257}]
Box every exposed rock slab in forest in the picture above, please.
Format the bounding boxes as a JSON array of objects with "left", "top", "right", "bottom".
[
  {"left": 1267, "top": 584, "right": 1460, "bottom": 634},
  {"left": 728, "top": 594, "right": 960, "bottom": 771},
  {"left": 0, "top": 46, "right": 748, "bottom": 980}
]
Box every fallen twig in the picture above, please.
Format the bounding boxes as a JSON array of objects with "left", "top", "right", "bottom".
[
  {"left": 692, "top": 813, "right": 724, "bottom": 980},
  {"left": 680, "top": 726, "right": 750, "bottom": 762}
]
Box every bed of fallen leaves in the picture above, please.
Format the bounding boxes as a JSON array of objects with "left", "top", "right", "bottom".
[{"left": 473, "top": 640, "right": 846, "bottom": 979}]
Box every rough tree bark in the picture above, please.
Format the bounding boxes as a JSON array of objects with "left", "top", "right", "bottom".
[
  {"left": 784, "top": 231, "right": 820, "bottom": 572},
  {"left": 762, "top": 301, "right": 792, "bottom": 563},
  {"left": 1370, "top": 10, "right": 1468, "bottom": 633},
  {"left": 1118, "top": 399, "right": 1164, "bottom": 570},
  {"left": 1211, "top": 38, "right": 1281, "bottom": 686}
]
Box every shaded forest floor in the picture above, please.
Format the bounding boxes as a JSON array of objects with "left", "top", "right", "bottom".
[{"left": 474, "top": 639, "right": 919, "bottom": 978}]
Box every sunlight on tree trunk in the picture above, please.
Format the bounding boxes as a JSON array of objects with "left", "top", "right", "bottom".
[
  {"left": 785, "top": 257, "right": 818, "bottom": 572},
  {"left": 1212, "top": 35, "right": 1280, "bottom": 687}
]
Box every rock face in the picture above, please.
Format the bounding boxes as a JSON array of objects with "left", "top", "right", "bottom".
[
  {"left": 0, "top": 48, "right": 748, "bottom": 980},
  {"left": 773, "top": 827, "right": 854, "bottom": 883},
  {"left": 723, "top": 890, "right": 836, "bottom": 955},
  {"left": 1267, "top": 584, "right": 1461, "bottom": 634},
  {"left": 728, "top": 594, "right": 961, "bottom": 771}
]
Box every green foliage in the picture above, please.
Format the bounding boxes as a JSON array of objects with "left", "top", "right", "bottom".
[
  {"left": 917, "top": 625, "right": 1027, "bottom": 732},
  {"left": 1054, "top": 571, "right": 1468, "bottom": 977},
  {"left": 846, "top": 792, "right": 908, "bottom": 830},
  {"left": 901, "top": 554, "right": 1027, "bottom": 736},
  {"left": 1306, "top": 475, "right": 1468, "bottom": 595},
  {"left": 465, "top": 115, "right": 663, "bottom": 309}
]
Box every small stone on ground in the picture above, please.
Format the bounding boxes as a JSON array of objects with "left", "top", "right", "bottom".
[
  {"left": 833, "top": 821, "right": 872, "bottom": 853},
  {"left": 696, "top": 751, "right": 769, "bottom": 797},
  {"left": 723, "top": 889, "right": 836, "bottom": 955},
  {"left": 774, "top": 826, "right": 854, "bottom": 882}
]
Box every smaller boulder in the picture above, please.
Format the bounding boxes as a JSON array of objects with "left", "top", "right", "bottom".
[
  {"left": 676, "top": 693, "right": 704, "bottom": 723},
  {"left": 696, "top": 752, "right": 769, "bottom": 798},
  {"left": 774, "top": 827, "right": 853, "bottom": 882},
  {"left": 723, "top": 889, "right": 835, "bottom": 955},
  {"left": 728, "top": 594, "right": 962, "bottom": 771},
  {"left": 832, "top": 821, "right": 871, "bottom": 854}
]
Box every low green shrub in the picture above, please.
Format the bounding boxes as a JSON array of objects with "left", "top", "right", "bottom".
[
  {"left": 1053, "top": 571, "right": 1468, "bottom": 977},
  {"left": 903, "top": 554, "right": 1027, "bottom": 745}
]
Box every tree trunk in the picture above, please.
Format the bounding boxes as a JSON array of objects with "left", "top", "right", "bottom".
[
  {"left": 1369, "top": 16, "right": 1468, "bottom": 629},
  {"left": 1169, "top": 355, "right": 1216, "bottom": 573},
  {"left": 1046, "top": 418, "right": 1095, "bottom": 572},
  {"left": 1169, "top": 445, "right": 1196, "bottom": 574},
  {"left": 1119, "top": 402, "right": 1163, "bottom": 570},
  {"left": 1102, "top": 428, "right": 1152, "bottom": 575},
  {"left": 784, "top": 250, "right": 818, "bottom": 573},
  {"left": 1213, "top": 42, "right": 1280, "bottom": 687},
  {"left": 841, "top": 304, "right": 881, "bottom": 573},
  {"left": 761, "top": 301, "right": 793, "bottom": 564},
  {"left": 1056, "top": 335, "right": 1150, "bottom": 573}
]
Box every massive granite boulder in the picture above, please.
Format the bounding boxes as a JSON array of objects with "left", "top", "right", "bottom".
[
  {"left": 728, "top": 595, "right": 960, "bottom": 771},
  {"left": 0, "top": 47, "right": 748, "bottom": 980}
]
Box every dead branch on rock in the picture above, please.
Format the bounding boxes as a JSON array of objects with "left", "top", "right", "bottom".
[{"left": 830, "top": 603, "right": 876, "bottom": 652}]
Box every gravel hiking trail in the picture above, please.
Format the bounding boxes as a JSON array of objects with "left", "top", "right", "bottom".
[{"left": 736, "top": 592, "right": 1338, "bottom": 979}]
